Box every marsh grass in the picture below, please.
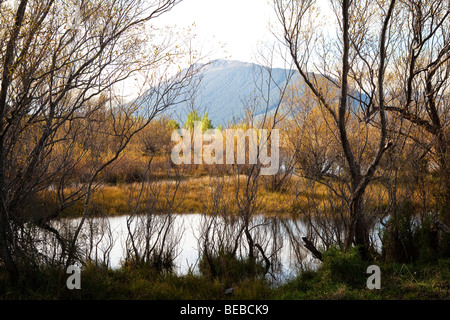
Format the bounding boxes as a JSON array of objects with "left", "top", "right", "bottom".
[
  {"left": 1, "top": 256, "right": 448, "bottom": 300},
  {"left": 31, "top": 176, "right": 374, "bottom": 218}
]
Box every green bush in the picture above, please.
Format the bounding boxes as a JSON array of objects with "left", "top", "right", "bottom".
[
  {"left": 198, "top": 252, "right": 266, "bottom": 286},
  {"left": 319, "top": 246, "right": 369, "bottom": 288}
]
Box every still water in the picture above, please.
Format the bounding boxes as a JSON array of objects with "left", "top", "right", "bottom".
[{"left": 51, "top": 214, "right": 382, "bottom": 283}]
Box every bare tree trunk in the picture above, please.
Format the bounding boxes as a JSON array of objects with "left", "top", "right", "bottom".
[
  {"left": 0, "top": 0, "right": 29, "bottom": 283},
  {"left": 0, "top": 0, "right": 197, "bottom": 282},
  {"left": 275, "top": 0, "right": 395, "bottom": 260},
  {"left": 437, "top": 135, "right": 449, "bottom": 224},
  {"left": 345, "top": 195, "right": 370, "bottom": 258}
]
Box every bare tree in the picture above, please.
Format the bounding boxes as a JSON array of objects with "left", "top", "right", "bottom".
[
  {"left": 123, "top": 124, "right": 188, "bottom": 272},
  {"left": 274, "top": 0, "right": 399, "bottom": 258},
  {"left": 382, "top": 0, "right": 450, "bottom": 226},
  {"left": 0, "top": 0, "right": 199, "bottom": 283},
  {"left": 230, "top": 52, "right": 294, "bottom": 278}
]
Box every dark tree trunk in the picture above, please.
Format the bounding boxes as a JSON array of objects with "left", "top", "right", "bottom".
[
  {"left": 345, "top": 195, "right": 370, "bottom": 259},
  {"left": 0, "top": 209, "right": 19, "bottom": 284},
  {"left": 0, "top": 0, "right": 29, "bottom": 285},
  {"left": 437, "top": 134, "right": 449, "bottom": 224}
]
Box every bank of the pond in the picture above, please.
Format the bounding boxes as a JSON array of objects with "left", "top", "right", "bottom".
[{"left": 1, "top": 257, "right": 449, "bottom": 300}]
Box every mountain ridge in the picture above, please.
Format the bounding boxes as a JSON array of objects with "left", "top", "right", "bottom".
[{"left": 167, "top": 59, "right": 295, "bottom": 127}]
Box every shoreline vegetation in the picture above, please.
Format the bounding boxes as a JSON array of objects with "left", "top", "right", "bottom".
[
  {"left": 1, "top": 250, "right": 449, "bottom": 300},
  {"left": 10, "top": 173, "right": 445, "bottom": 300},
  {"left": 31, "top": 175, "right": 391, "bottom": 219}
]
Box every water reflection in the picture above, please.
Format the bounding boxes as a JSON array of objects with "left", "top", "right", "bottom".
[{"left": 44, "top": 214, "right": 381, "bottom": 284}]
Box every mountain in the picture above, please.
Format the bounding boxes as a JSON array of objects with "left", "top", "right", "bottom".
[
  {"left": 138, "top": 59, "right": 365, "bottom": 127},
  {"left": 165, "top": 59, "right": 295, "bottom": 127}
]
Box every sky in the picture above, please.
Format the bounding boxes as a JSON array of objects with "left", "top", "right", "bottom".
[
  {"left": 155, "top": 0, "right": 277, "bottom": 64},
  {"left": 153, "top": 0, "right": 335, "bottom": 68},
  {"left": 121, "top": 0, "right": 336, "bottom": 100}
]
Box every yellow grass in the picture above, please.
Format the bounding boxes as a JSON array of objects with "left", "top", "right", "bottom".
[{"left": 31, "top": 175, "right": 396, "bottom": 219}]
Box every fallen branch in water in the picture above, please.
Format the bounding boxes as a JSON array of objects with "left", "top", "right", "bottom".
[{"left": 302, "top": 237, "right": 323, "bottom": 261}]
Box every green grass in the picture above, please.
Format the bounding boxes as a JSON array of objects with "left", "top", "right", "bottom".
[
  {"left": 1, "top": 257, "right": 448, "bottom": 300},
  {"left": 273, "top": 254, "right": 450, "bottom": 300}
]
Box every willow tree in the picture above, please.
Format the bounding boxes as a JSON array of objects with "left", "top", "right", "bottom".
[
  {"left": 383, "top": 0, "right": 450, "bottom": 229},
  {"left": 0, "top": 0, "right": 199, "bottom": 283},
  {"left": 274, "top": 0, "right": 398, "bottom": 258}
]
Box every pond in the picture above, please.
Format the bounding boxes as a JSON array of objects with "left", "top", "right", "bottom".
[
  {"left": 104, "top": 214, "right": 318, "bottom": 279},
  {"left": 45, "top": 213, "right": 383, "bottom": 284}
]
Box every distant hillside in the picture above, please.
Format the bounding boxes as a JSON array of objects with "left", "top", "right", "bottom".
[
  {"left": 156, "top": 59, "right": 296, "bottom": 127},
  {"left": 138, "top": 59, "right": 365, "bottom": 127}
]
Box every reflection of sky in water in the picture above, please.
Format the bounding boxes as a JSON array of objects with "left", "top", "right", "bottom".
[{"left": 107, "top": 215, "right": 319, "bottom": 281}]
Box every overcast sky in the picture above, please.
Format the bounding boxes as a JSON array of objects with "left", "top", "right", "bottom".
[
  {"left": 121, "top": 0, "right": 336, "bottom": 99},
  {"left": 154, "top": 0, "right": 275, "bottom": 63},
  {"left": 154, "top": 0, "right": 335, "bottom": 67}
]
